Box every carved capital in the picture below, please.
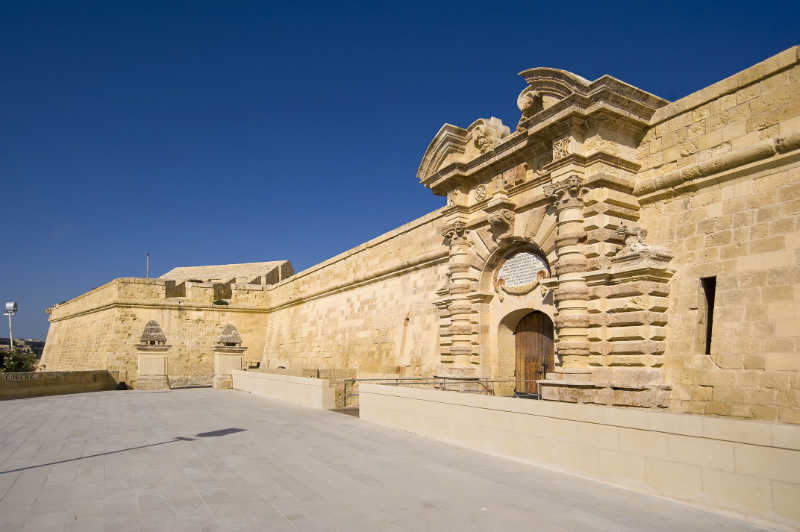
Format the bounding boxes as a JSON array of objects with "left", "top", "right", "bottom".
[
  {"left": 544, "top": 175, "right": 587, "bottom": 210},
  {"left": 442, "top": 220, "right": 470, "bottom": 249}
]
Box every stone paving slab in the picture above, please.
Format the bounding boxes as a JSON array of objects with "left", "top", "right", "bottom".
[{"left": 0, "top": 389, "right": 773, "bottom": 531}]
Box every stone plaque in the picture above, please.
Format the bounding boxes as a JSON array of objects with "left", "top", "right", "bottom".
[{"left": 496, "top": 251, "right": 549, "bottom": 289}]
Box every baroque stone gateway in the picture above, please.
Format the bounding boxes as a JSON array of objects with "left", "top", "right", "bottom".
[{"left": 42, "top": 47, "right": 800, "bottom": 423}]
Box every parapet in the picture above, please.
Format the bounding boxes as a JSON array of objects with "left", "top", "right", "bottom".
[{"left": 160, "top": 260, "right": 293, "bottom": 285}]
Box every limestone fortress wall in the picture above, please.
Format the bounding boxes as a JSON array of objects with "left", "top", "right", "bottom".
[
  {"left": 42, "top": 277, "right": 274, "bottom": 387},
  {"left": 259, "top": 209, "right": 448, "bottom": 377},
  {"left": 41, "top": 46, "right": 800, "bottom": 423}
]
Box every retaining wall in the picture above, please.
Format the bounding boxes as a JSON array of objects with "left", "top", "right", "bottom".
[
  {"left": 0, "top": 370, "right": 118, "bottom": 399},
  {"left": 360, "top": 383, "right": 800, "bottom": 529},
  {"left": 231, "top": 370, "right": 336, "bottom": 409}
]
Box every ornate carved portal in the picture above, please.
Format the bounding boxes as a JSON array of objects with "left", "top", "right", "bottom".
[
  {"left": 421, "top": 63, "right": 675, "bottom": 406},
  {"left": 432, "top": 173, "right": 676, "bottom": 407}
]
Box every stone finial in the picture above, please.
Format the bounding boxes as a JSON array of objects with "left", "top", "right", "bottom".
[
  {"left": 216, "top": 323, "right": 243, "bottom": 347},
  {"left": 140, "top": 321, "right": 167, "bottom": 346}
]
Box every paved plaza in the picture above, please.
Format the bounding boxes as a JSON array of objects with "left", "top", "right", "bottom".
[{"left": 0, "top": 389, "right": 772, "bottom": 531}]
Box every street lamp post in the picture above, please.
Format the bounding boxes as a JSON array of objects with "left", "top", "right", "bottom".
[{"left": 4, "top": 302, "right": 17, "bottom": 351}]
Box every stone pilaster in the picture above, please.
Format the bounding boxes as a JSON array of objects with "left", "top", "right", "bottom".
[
  {"left": 544, "top": 175, "right": 590, "bottom": 368},
  {"left": 584, "top": 225, "right": 674, "bottom": 407}
]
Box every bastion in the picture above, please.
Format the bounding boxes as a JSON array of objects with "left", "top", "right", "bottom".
[{"left": 41, "top": 46, "right": 800, "bottom": 423}]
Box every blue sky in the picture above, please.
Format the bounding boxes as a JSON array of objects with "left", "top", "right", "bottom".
[{"left": 1, "top": 1, "right": 796, "bottom": 339}]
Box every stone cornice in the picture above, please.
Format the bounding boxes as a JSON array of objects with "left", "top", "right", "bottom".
[
  {"left": 421, "top": 102, "right": 646, "bottom": 195},
  {"left": 635, "top": 130, "right": 800, "bottom": 202},
  {"left": 48, "top": 301, "right": 269, "bottom": 323},
  {"left": 516, "top": 87, "right": 666, "bottom": 132}
]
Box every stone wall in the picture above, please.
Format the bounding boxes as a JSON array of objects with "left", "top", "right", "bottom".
[
  {"left": 39, "top": 47, "right": 800, "bottom": 424},
  {"left": 635, "top": 47, "right": 800, "bottom": 423},
  {"left": 360, "top": 383, "right": 800, "bottom": 529},
  {"left": 232, "top": 370, "right": 337, "bottom": 410},
  {"left": 0, "top": 370, "right": 118, "bottom": 399},
  {"left": 41, "top": 278, "right": 270, "bottom": 388},
  {"left": 260, "top": 209, "right": 448, "bottom": 377}
]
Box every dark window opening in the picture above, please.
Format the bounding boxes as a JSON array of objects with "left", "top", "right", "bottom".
[{"left": 701, "top": 276, "right": 716, "bottom": 355}]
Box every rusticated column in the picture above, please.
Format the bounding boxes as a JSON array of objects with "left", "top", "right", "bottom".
[
  {"left": 544, "top": 175, "right": 590, "bottom": 368},
  {"left": 435, "top": 219, "right": 480, "bottom": 377}
]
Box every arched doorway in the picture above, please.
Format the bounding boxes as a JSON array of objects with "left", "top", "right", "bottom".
[{"left": 514, "top": 311, "right": 554, "bottom": 397}]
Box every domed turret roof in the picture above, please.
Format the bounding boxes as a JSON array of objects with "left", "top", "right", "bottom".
[
  {"left": 216, "top": 323, "right": 242, "bottom": 346},
  {"left": 140, "top": 320, "right": 167, "bottom": 344}
]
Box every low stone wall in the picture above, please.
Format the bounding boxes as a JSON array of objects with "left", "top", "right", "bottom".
[
  {"left": 0, "top": 370, "right": 119, "bottom": 399},
  {"left": 231, "top": 370, "right": 336, "bottom": 409},
  {"left": 360, "top": 383, "right": 800, "bottom": 529}
]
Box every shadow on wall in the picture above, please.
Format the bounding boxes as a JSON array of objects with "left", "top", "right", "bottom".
[{"left": 0, "top": 428, "right": 247, "bottom": 475}]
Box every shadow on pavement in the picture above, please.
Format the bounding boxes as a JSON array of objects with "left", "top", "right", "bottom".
[
  {"left": 196, "top": 428, "right": 246, "bottom": 437},
  {"left": 0, "top": 427, "right": 247, "bottom": 475}
]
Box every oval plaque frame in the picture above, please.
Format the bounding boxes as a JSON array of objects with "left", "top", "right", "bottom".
[{"left": 493, "top": 249, "right": 549, "bottom": 296}]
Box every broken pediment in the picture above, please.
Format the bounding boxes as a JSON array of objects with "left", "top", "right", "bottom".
[
  {"left": 516, "top": 68, "right": 592, "bottom": 120},
  {"left": 515, "top": 67, "right": 668, "bottom": 129},
  {"left": 417, "top": 66, "right": 668, "bottom": 197},
  {"left": 418, "top": 117, "right": 511, "bottom": 187}
]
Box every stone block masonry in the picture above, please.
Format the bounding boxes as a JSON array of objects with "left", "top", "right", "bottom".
[
  {"left": 0, "top": 370, "right": 118, "bottom": 399},
  {"left": 360, "top": 383, "right": 800, "bottom": 529},
  {"left": 40, "top": 46, "right": 800, "bottom": 426}
]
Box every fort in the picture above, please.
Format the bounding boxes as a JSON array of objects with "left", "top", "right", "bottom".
[{"left": 41, "top": 46, "right": 800, "bottom": 423}]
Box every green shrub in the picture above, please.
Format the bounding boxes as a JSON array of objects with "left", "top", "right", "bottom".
[{"left": 2, "top": 349, "right": 37, "bottom": 372}]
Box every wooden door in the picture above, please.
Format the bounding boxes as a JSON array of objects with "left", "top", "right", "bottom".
[{"left": 514, "top": 311, "right": 554, "bottom": 396}]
